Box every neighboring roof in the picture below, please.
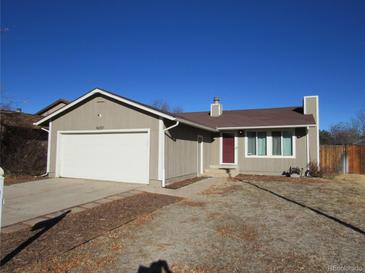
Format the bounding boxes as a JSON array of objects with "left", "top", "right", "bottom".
[
  {"left": 35, "top": 99, "right": 70, "bottom": 116},
  {"left": 176, "top": 107, "right": 316, "bottom": 129}
]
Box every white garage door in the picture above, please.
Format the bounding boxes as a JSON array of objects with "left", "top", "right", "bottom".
[{"left": 57, "top": 130, "right": 149, "bottom": 183}]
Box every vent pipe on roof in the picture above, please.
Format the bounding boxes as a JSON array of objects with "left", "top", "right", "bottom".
[{"left": 210, "top": 96, "right": 222, "bottom": 117}]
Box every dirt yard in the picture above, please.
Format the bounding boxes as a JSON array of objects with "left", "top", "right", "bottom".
[
  {"left": 1, "top": 175, "right": 364, "bottom": 272},
  {"left": 4, "top": 175, "right": 48, "bottom": 186}
]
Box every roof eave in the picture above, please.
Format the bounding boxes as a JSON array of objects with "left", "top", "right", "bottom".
[
  {"left": 216, "top": 124, "right": 316, "bottom": 130},
  {"left": 177, "top": 118, "right": 218, "bottom": 132}
]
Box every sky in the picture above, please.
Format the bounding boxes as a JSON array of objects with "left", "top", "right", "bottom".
[{"left": 1, "top": 0, "right": 364, "bottom": 130}]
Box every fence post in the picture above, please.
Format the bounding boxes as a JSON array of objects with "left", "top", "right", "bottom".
[{"left": 0, "top": 167, "right": 4, "bottom": 231}]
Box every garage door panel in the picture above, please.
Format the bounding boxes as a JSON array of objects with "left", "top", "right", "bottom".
[{"left": 58, "top": 131, "right": 149, "bottom": 183}]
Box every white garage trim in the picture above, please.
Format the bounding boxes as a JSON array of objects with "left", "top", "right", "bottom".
[{"left": 55, "top": 128, "right": 150, "bottom": 183}]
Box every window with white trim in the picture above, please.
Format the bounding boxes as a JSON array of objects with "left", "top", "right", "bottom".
[
  {"left": 247, "top": 131, "right": 267, "bottom": 156},
  {"left": 246, "top": 129, "right": 295, "bottom": 158},
  {"left": 272, "top": 130, "right": 293, "bottom": 156}
]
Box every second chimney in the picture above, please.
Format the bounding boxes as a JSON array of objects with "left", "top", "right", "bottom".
[{"left": 210, "top": 96, "right": 222, "bottom": 117}]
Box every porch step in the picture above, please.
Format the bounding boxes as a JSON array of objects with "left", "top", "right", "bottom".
[{"left": 204, "top": 168, "right": 239, "bottom": 178}]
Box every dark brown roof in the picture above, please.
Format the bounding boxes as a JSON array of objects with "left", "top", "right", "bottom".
[
  {"left": 176, "top": 106, "right": 315, "bottom": 128},
  {"left": 35, "top": 99, "right": 70, "bottom": 115}
]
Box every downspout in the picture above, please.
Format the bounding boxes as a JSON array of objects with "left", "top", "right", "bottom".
[
  {"left": 40, "top": 127, "right": 49, "bottom": 177},
  {"left": 161, "top": 121, "right": 180, "bottom": 188},
  {"left": 306, "top": 126, "right": 310, "bottom": 168}
]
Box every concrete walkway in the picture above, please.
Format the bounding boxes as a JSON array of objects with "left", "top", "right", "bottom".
[
  {"left": 141, "top": 177, "right": 225, "bottom": 198},
  {"left": 2, "top": 176, "right": 223, "bottom": 228},
  {"left": 2, "top": 178, "right": 142, "bottom": 227}
]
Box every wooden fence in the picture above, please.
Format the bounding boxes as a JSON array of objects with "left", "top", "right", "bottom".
[{"left": 320, "top": 145, "right": 365, "bottom": 174}]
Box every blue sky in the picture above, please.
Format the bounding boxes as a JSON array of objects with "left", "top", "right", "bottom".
[{"left": 1, "top": 0, "right": 364, "bottom": 129}]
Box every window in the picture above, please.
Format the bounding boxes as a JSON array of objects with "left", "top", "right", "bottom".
[
  {"left": 257, "top": 132, "right": 267, "bottom": 155},
  {"left": 247, "top": 132, "right": 256, "bottom": 155},
  {"left": 272, "top": 131, "right": 281, "bottom": 155},
  {"left": 283, "top": 131, "right": 293, "bottom": 156},
  {"left": 246, "top": 130, "right": 294, "bottom": 158},
  {"left": 246, "top": 131, "right": 267, "bottom": 156}
]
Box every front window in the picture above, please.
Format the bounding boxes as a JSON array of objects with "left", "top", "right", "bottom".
[
  {"left": 272, "top": 131, "right": 282, "bottom": 155},
  {"left": 283, "top": 131, "right": 293, "bottom": 156},
  {"left": 257, "top": 132, "right": 267, "bottom": 156},
  {"left": 247, "top": 131, "right": 267, "bottom": 156},
  {"left": 246, "top": 130, "right": 294, "bottom": 157},
  {"left": 247, "top": 132, "right": 256, "bottom": 155}
]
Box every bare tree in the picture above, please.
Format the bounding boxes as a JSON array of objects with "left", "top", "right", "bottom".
[
  {"left": 172, "top": 106, "right": 184, "bottom": 113},
  {"left": 152, "top": 99, "right": 170, "bottom": 112},
  {"left": 152, "top": 99, "right": 183, "bottom": 113},
  {"left": 352, "top": 109, "right": 365, "bottom": 137},
  {"left": 329, "top": 122, "right": 360, "bottom": 144}
]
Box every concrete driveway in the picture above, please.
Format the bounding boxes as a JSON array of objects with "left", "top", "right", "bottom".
[{"left": 2, "top": 178, "right": 142, "bottom": 227}]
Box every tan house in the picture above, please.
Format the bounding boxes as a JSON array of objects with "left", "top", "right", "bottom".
[{"left": 34, "top": 88, "right": 319, "bottom": 186}]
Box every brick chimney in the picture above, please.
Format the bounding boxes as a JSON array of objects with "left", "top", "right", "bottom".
[{"left": 210, "top": 96, "right": 222, "bottom": 117}]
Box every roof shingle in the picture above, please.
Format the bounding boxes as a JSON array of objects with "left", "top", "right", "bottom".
[{"left": 176, "top": 106, "right": 315, "bottom": 128}]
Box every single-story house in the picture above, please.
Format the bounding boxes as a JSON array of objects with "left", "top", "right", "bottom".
[{"left": 34, "top": 88, "right": 319, "bottom": 186}]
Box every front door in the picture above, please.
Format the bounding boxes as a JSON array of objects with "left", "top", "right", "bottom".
[{"left": 222, "top": 133, "right": 235, "bottom": 164}]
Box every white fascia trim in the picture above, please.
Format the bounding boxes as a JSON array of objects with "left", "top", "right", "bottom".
[
  {"left": 306, "top": 126, "right": 310, "bottom": 166},
  {"left": 316, "top": 96, "right": 320, "bottom": 167},
  {"left": 46, "top": 122, "right": 52, "bottom": 173},
  {"left": 217, "top": 124, "right": 314, "bottom": 130},
  {"left": 177, "top": 118, "right": 218, "bottom": 132},
  {"left": 158, "top": 118, "right": 164, "bottom": 181},
  {"left": 34, "top": 88, "right": 176, "bottom": 126}
]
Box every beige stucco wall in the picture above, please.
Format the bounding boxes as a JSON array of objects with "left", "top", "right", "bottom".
[
  {"left": 308, "top": 126, "right": 318, "bottom": 163},
  {"left": 209, "top": 133, "right": 221, "bottom": 166},
  {"left": 239, "top": 128, "right": 308, "bottom": 175},
  {"left": 164, "top": 122, "right": 213, "bottom": 182},
  {"left": 49, "top": 94, "right": 160, "bottom": 180},
  {"left": 208, "top": 127, "right": 317, "bottom": 175},
  {"left": 304, "top": 96, "right": 319, "bottom": 164}
]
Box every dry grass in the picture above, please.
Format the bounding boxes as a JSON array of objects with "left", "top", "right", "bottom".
[
  {"left": 334, "top": 174, "right": 365, "bottom": 184},
  {"left": 202, "top": 184, "right": 243, "bottom": 195},
  {"left": 0, "top": 192, "right": 181, "bottom": 272},
  {"left": 216, "top": 223, "right": 258, "bottom": 241},
  {"left": 236, "top": 174, "right": 331, "bottom": 184},
  {"left": 179, "top": 200, "right": 206, "bottom": 207}
]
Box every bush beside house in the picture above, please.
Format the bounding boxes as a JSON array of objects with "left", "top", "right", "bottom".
[{"left": 0, "top": 109, "right": 47, "bottom": 176}]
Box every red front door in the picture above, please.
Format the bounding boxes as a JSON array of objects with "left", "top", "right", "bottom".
[{"left": 222, "top": 133, "right": 235, "bottom": 163}]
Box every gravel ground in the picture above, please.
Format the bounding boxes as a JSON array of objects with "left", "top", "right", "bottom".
[{"left": 1, "top": 175, "right": 364, "bottom": 272}]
